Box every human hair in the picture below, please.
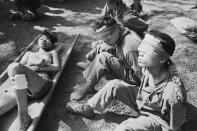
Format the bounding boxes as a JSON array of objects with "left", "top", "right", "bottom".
[
  {"left": 91, "top": 16, "right": 117, "bottom": 31},
  {"left": 146, "top": 30, "right": 176, "bottom": 68},
  {"left": 108, "top": 0, "right": 127, "bottom": 9},
  {"left": 42, "top": 30, "right": 58, "bottom": 45},
  {"left": 146, "top": 30, "right": 175, "bottom": 56}
]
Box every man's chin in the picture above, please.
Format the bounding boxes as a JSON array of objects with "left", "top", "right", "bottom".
[
  {"left": 138, "top": 63, "right": 146, "bottom": 68},
  {"left": 41, "top": 47, "right": 51, "bottom": 51}
]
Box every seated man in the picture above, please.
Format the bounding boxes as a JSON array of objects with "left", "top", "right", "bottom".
[
  {"left": 101, "top": 0, "right": 142, "bottom": 19},
  {"left": 67, "top": 30, "right": 187, "bottom": 131},
  {"left": 77, "top": 16, "right": 123, "bottom": 68},
  {"left": 10, "top": 0, "right": 41, "bottom": 21},
  {"left": 101, "top": 0, "right": 148, "bottom": 38},
  {"left": 101, "top": 0, "right": 128, "bottom": 22},
  {"left": 0, "top": 30, "right": 60, "bottom": 131},
  {"left": 71, "top": 16, "right": 142, "bottom": 101}
]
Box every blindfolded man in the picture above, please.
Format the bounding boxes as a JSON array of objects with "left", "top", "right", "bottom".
[{"left": 71, "top": 16, "right": 142, "bottom": 101}]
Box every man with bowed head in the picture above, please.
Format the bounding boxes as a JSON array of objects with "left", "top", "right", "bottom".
[{"left": 71, "top": 16, "right": 142, "bottom": 101}]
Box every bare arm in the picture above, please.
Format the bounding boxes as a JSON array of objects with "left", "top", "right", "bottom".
[
  {"left": 37, "top": 50, "right": 60, "bottom": 72},
  {"left": 19, "top": 51, "right": 30, "bottom": 65}
]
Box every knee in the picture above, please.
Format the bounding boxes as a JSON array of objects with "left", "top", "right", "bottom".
[
  {"left": 114, "top": 119, "right": 136, "bottom": 131},
  {"left": 114, "top": 124, "right": 130, "bottom": 131},
  {"left": 86, "top": 49, "right": 96, "bottom": 61},
  {"left": 7, "top": 63, "right": 24, "bottom": 77}
]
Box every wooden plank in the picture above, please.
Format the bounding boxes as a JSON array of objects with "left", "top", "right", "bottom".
[{"left": 0, "top": 34, "right": 80, "bottom": 131}]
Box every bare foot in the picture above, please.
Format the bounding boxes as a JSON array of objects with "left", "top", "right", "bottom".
[
  {"left": 75, "top": 61, "right": 90, "bottom": 70},
  {"left": 19, "top": 115, "right": 32, "bottom": 131},
  {"left": 9, "top": 115, "right": 32, "bottom": 131}
]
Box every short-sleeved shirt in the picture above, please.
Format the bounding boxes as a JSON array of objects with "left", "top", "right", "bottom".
[
  {"left": 91, "top": 28, "right": 142, "bottom": 85},
  {"left": 136, "top": 68, "right": 187, "bottom": 130}
]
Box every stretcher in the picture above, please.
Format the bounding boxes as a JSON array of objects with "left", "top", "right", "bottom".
[{"left": 0, "top": 32, "right": 80, "bottom": 131}]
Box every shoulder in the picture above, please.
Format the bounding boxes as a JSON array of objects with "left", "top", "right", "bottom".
[
  {"left": 122, "top": 30, "right": 141, "bottom": 51},
  {"left": 50, "top": 50, "right": 58, "bottom": 56},
  {"left": 163, "top": 75, "right": 187, "bottom": 104},
  {"left": 124, "top": 30, "right": 141, "bottom": 43}
]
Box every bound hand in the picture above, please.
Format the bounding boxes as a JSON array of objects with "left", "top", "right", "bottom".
[
  {"left": 27, "top": 59, "right": 48, "bottom": 66},
  {"left": 38, "top": 59, "right": 48, "bottom": 66}
]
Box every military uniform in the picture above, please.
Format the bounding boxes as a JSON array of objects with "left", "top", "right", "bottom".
[
  {"left": 87, "top": 68, "right": 187, "bottom": 131},
  {"left": 101, "top": 2, "right": 149, "bottom": 38},
  {"left": 83, "top": 29, "right": 142, "bottom": 87}
]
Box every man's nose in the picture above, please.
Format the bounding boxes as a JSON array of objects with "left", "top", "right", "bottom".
[{"left": 139, "top": 51, "right": 144, "bottom": 57}]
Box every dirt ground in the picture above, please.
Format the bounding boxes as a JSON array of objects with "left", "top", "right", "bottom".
[{"left": 0, "top": 0, "right": 197, "bottom": 131}]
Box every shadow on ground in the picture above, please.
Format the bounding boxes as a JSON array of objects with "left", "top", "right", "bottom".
[
  {"left": 0, "top": 0, "right": 197, "bottom": 131},
  {"left": 181, "top": 103, "right": 197, "bottom": 131},
  {"left": 0, "top": 0, "right": 104, "bottom": 73}
]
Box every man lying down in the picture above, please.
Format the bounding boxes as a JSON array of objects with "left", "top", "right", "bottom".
[{"left": 0, "top": 30, "right": 60, "bottom": 131}]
